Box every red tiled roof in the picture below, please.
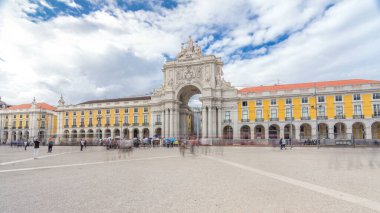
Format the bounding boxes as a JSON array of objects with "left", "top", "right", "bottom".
[
  {"left": 6, "top": 102, "right": 57, "bottom": 111},
  {"left": 239, "top": 79, "right": 380, "bottom": 93}
]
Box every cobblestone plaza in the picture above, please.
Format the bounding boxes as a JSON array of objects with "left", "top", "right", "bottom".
[{"left": 1, "top": 146, "right": 380, "bottom": 212}]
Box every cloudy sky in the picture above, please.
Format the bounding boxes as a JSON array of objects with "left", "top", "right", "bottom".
[{"left": 0, "top": 0, "right": 379, "bottom": 106}]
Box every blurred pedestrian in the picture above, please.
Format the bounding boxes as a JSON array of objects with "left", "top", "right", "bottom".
[
  {"left": 84, "top": 140, "right": 87, "bottom": 148},
  {"left": 33, "top": 138, "right": 40, "bottom": 159},
  {"left": 80, "top": 139, "right": 84, "bottom": 151},
  {"left": 48, "top": 137, "right": 54, "bottom": 153},
  {"left": 280, "top": 138, "right": 286, "bottom": 150},
  {"left": 24, "top": 140, "right": 28, "bottom": 151}
]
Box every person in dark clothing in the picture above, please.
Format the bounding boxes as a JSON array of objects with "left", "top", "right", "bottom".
[
  {"left": 33, "top": 138, "right": 40, "bottom": 159},
  {"left": 48, "top": 137, "right": 54, "bottom": 153},
  {"left": 84, "top": 140, "right": 87, "bottom": 148},
  {"left": 80, "top": 139, "right": 84, "bottom": 151}
]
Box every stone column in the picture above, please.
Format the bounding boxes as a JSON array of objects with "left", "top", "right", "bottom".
[
  {"left": 365, "top": 125, "right": 372, "bottom": 140},
  {"left": 208, "top": 107, "right": 213, "bottom": 139},
  {"left": 294, "top": 124, "right": 300, "bottom": 140},
  {"left": 217, "top": 107, "right": 222, "bottom": 138},
  {"left": 202, "top": 107, "right": 207, "bottom": 138},
  {"left": 170, "top": 109, "right": 174, "bottom": 137},
  {"left": 7, "top": 131, "right": 11, "bottom": 143}
]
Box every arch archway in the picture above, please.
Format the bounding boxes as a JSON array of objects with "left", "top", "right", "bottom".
[
  {"left": 143, "top": 128, "right": 149, "bottom": 138},
  {"left": 12, "top": 131, "right": 16, "bottom": 141},
  {"left": 87, "top": 129, "right": 94, "bottom": 141},
  {"left": 176, "top": 84, "right": 202, "bottom": 139},
  {"left": 284, "top": 124, "right": 295, "bottom": 139},
  {"left": 269, "top": 124, "right": 280, "bottom": 139},
  {"left": 372, "top": 122, "right": 380, "bottom": 139},
  {"left": 71, "top": 130, "right": 77, "bottom": 142},
  {"left": 223, "top": 126, "right": 233, "bottom": 139},
  {"left": 133, "top": 128, "right": 139, "bottom": 138},
  {"left": 300, "top": 123, "right": 312, "bottom": 139},
  {"left": 318, "top": 123, "right": 329, "bottom": 139},
  {"left": 155, "top": 128, "right": 162, "bottom": 138},
  {"left": 3, "top": 131, "right": 8, "bottom": 143},
  {"left": 334, "top": 122, "right": 347, "bottom": 139},
  {"left": 254, "top": 125, "right": 265, "bottom": 139},
  {"left": 352, "top": 122, "right": 365, "bottom": 139},
  {"left": 96, "top": 129, "right": 102, "bottom": 139},
  {"left": 17, "top": 131, "right": 23, "bottom": 141},
  {"left": 64, "top": 130, "right": 69, "bottom": 141},
  {"left": 79, "top": 129, "right": 85, "bottom": 139},
  {"left": 123, "top": 129, "right": 130, "bottom": 139},
  {"left": 105, "top": 129, "right": 111, "bottom": 138},
  {"left": 240, "top": 125, "right": 251, "bottom": 139},
  {"left": 114, "top": 129, "right": 120, "bottom": 137}
]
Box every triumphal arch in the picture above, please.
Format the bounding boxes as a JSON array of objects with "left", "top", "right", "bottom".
[{"left": 150, "top": 37, "right": 237, "bottom": 144}]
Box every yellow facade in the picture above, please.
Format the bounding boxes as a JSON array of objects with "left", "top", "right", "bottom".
[{"left": 238, "top": 92, "right": 374, "bottom": 122}]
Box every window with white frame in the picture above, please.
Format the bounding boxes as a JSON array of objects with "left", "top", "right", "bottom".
[
  {"left": 73, "top": 118, "right": 76, "bottom": 125},
  {"left": 156, "top": 114, "right": 161, "bottom": 122},
  {"left": 115, "top": 116, "right": 119, "bottom": 124},
  {"left": 335, "top": 105, "right": 344, "bottom": 116},
  {"left": 89, "top": 118, "right": 92, "bottom": 125},
  {"left": 144, "top": 107, "right": 148, "bottom": 113},
  {"left": 125, "top": 108, "right": 129, "bottom": 113},
  {"left": 335, "top": 95, "right": 342, "bottom": 102},
  {"left": 354, "top": 105, "right": 362, "bottom": 115},
  {"left": 317, "top": 106, "right": 326, "bottom": 116},
  {"left": 242, "top": 101, "right": 248, "bottom": 107},
  {"left": 115, "top": 109, "right": 119, "bottom": 114},
  {"left": 225, "top": 111, "right": 231, "bottom": 120},
  {"left": 133, "top": 115, "right": 138, "bottom": 123},
  {"left": 25, "top": 120, "right": 29, "bottom": 127},
  {"left": 81, "top": 111, "right": 84, "bottom": 116},
  {"left": 285, "top": 108, "right": 292, "bottom": 118},
  {"left": 80, "top": 117, "right": 84, "bottom": 125},
  {"left": 353, "top": 94, "right": 361, "bottom": 101},
  {"left": 373, "top": 93, "right": 380, "bottom": 100},
  {"left": 256, "top": 100, "right": 262, "bottom": 106},
  {"left": 41, "top": 121, "right": 45, "bottom": 128},
  {"left": 26, "top": 114, "right": 29, "bottom": 118},
  {"left": 242, "top": 110, "right": 248, "bottom": 120},
  {"left": 13, "top": 121, "right": 16, "bottom": 127},
  {"left": 106, "top": 109, "right": 110, "bottom": 114},
  {"left": 286, "top": 98, "right": 292, "bottom": 105},
  {"left": 89, "top": 111, "right": 92, "bottom": 115},
  {"left": 318, "top": 96, "right": 325, "bottom": 103},
  {"left": 134, "top": 108, "right": 138, "bottom": 113},
  {"left": 65, "top": 119, "right": 68, "bottom": 126},
  {"left": 124, "top": 115, "right": 128, "bottom": 123},
  {"left": 73, "top": 112, "right": 76, "bottom": 116},
  {"left": 20, "top": 114, "right": 23, "bottom": 118},
  {"left": 301, "top": 97, "right": 308, "bottom": 104},
  {"left": 98, "top": 110, "right": 101, "bottom": 115},
  {"left": 143, "top": 114, "right": 148, "bottom": 123},
  {"left": 302, "top": 107, "right": 309, "bottom": 117},
  {"left": 374, "top": 104, "right": 380, "bottom": 116},
  {"left": 19, "top": 120, "right": 22, "bottom": 127},
  {"left": 256, "top": 109, "right": 262, "bottom": 119},
  {"left": 65, "top": 112, "right": 69, "bottom": 116},
  {"left": 106, "top": 117, "right": 110, "bottom": 125},
  {"left": 41, "top": 114, "right": 46, "bottom": 119},
  {"left": 270, "top": 108, "right": 277, "bottom": 118},
  {"left": 13, "top": 115, "right": 16, "bottom": 119},
  {"left": 270, "top": 99, "right": 277, "bottom": 105}
]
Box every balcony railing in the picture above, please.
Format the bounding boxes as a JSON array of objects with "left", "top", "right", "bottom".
[
  {"left": 317, "top": 116, "right": 328, "bottom": 120},
  {"left": 132, "top": 123, "right": 139, "bottom": 126},
  {"left": 123, "top": 123, "right": 130, "bottom": 126},
  {"left": 301, "top": 116, "right": 310, "bottom": 120},
  {"left": 143, "top": 123, "right": 149, "bottom": 126},
  {"left": 155, "top": 122, "right": 162, "bottom": 125},
  {"left": 270, "top": 118, "right": 279, "bottom": 121},
  {"left": 64, "top": 125, "right": 69, "bottom": 128},
  {"left": 335, "top": 115, "right": 345, "bottom": 119},
  {"left": 373, "top": 114, "right": 380, "bottom": 118},
  {"left": 241, "top": 119, "right": 250, "bottom": 122},
  {"left": 72, "top": 125, "right": 77, "bottom": 128},
  {"left": 114, "top": 123, "right": 120, "bottom": 127},
  {"left": 223, "top": 119, "right": 232, "bottom": 123},
  {"left": 96, "top": 124, "right": 102, "bottom": 127},
  {"left": 18, "top": 126, "right": 22, "bottom": 129},
  {"left": 80, "top": 124, "right": 85, "bottom": 127},
  {"left": 88, "top": 124, "right": 93, "bottom": 127},
  {"left": 285, "top": 117, "right": 294, "bottom": 121},
  {"left": 353, "top": 114, "right": 364, "bottom": 119},
  {"left": 255, "top": 118, "right": 264, "bottom": 122},
  {"left": 105, "top": 124, "right": 110, "bottom": 127}
]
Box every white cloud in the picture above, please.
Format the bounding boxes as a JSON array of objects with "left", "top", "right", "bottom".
[{"left": 0, "top": 0, "right": 379, "bottom": 106}]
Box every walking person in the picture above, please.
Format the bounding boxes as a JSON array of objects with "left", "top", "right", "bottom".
[
  {"left": 84, "top": 140, "right": 87, "bottom": 149},
  {"left": 280, "top": 138, "right": 286, "bottom": 150},
  {"left": 33, "top": 137, "right": 40, "bottom": 159},
  {"left": 80, "top": 139, "right": 84, "bottom": 151},
  {"left": 48, "top": 137, "right": 54, "bottom": 153},
  {"left": 24, "top": 140, "right": 28, "bottom": 151}
]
